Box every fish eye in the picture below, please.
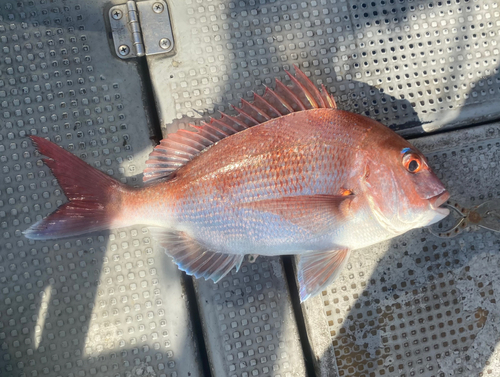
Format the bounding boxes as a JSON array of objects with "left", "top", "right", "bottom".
[{"left": 402, "top": 151, "right": 423, "bottom": 173}]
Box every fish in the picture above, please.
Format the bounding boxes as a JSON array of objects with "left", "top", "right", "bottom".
[{"left": 23, "top": 66, "right": 450, "bottom": 301}]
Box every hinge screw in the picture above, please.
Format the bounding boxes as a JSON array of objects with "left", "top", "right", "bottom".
[
  {"left": 159, "top": 38, "right": 173, "bottom": 51},
  {"left": 111, "top": 8, "right": 122, "bottom": 20},
  {"left": 118, "top": 44, "right": 130, "bottom": 56},
  {"left": 153, "top": 2, "right": 164, "bottom": 13}
]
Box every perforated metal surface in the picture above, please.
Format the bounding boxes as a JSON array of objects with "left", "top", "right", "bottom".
[
  {"left": 0, "top": 1, "right": 201, "bottom": 376},
  {"left": 149, "top": 0, "right": 500, "bottom": 138},
  {"left": 302, "top": 123, "right": 500, "bottom": 376},
  {"left": 195, "top": 257, "right": 305, "bottom": 377}
]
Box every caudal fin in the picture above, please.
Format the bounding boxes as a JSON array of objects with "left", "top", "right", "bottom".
[{"left": 24, "top": 136, "right": 125, "bottom": 240}]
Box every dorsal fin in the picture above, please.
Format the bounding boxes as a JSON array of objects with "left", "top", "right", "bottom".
[{"left": 143, "top": 66, "right": 337, "bottom": 183}]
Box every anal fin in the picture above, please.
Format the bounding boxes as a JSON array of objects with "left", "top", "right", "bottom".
[
  {"left": 149, "top": 227, "right": 243, "bottom": 283},
  {"left": 297, "top": 248, "right": 351, "bottom": 302}
]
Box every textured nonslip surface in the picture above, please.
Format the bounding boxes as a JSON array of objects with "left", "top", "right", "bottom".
[
  {"left": 149, "top": 0, "right": 500, "bottom": 138},
  {"left": 301, "top": 123, "right": 500, "bottom": 377},
  {"left": 195, "top": 257, "right": 305, "bottom": 377},
  {"left": 0, "top": 1, "right": 201, "bottom": 377}
]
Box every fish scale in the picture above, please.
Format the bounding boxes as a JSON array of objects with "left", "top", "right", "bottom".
[{"left": 24, "top": 68, "right": 449, "bottom": 301}]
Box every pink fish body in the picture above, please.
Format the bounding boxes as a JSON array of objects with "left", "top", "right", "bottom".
[{"left": 25, "top": 67, "right": 449, "bottom": 301}]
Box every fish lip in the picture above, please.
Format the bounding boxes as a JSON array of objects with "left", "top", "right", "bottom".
[
  {"left": 429, "top": 190, "right": 450, "bottom": 210},
  {"left": 424, "top": 190, "right": 451, "bottom": 226}
]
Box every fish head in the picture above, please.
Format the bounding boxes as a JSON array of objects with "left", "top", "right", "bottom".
[{"left": 363, "top": 132, "right": 450, "bottom": 234}]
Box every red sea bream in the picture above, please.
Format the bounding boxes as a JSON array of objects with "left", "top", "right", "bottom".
[{"left": 24, "top": 67, "right": 450, "bottom": 301}]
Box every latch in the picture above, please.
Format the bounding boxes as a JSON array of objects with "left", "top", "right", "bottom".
[{"left": 109, "top": 0, "right": 175, "bottom": 59}]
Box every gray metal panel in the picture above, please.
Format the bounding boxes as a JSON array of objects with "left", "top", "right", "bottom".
[
  {"left": 147, "top": 0, "right": 500, "bottom": 138},
  {"left": 302, "top": 123, "right": 500, "bottom": 376},
  {"left": 195, "top": 257, "right": 305, "bottom": 377},
  {"left": 0, "top": 1, "right": 201, "bottom": 376}
]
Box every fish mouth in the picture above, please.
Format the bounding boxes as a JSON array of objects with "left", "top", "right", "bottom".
[
  {"left": 426, "top": 190, "right": 451, "bottom": 225},
  {"left": 429, "top": 190, "right": 450, "bottom": 210}
]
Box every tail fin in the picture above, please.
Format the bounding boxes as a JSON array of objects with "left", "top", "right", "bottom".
[{"left": 24, "top": 136, "right": 125, "bottom": 240}]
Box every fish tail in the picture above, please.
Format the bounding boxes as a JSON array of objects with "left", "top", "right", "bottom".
[{"left": 24, "top": 136, "right": 128, "bottom": 240}]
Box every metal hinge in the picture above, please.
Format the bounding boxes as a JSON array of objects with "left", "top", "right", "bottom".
[{"left": 109, "top": 0, "right": 175, "bottom": 59}]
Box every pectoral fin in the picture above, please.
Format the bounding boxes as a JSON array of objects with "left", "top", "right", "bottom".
[
  {"left": 149, "top": 227, "right": 243, "bottom": 283},
  {"left": 297, "top": 248, "right": 351, "bottom": 302},
  {"left": 243, "top": 195, "right": 356, "bottom": 233}
]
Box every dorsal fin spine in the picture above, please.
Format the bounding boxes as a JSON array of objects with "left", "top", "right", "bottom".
[
  {"left": 210, "top": 118, "right": 239, "bottom": 134},
  {"left": 201, "top": 121, "right": 230, "bottom": 137},
  {"left": 188, "top": 124, "right": 220, "bottom": 143},
  {"left": 286, "top": 70, "right": 318, "bottom": 109},
  {"left": 241, "top": 98, "right": 271, "bottom": 121},
  {"left": 168, "top": 134, "right": 207, "bottom": 150},
  {"left": 158, "top": 141, "right": 196, "bottom": 157},
  {"left": 219, "top": 112, "right": 249, "bottom": 129},
  {"left": 194, "top": 129, "right": 222, "bottom": 144},
  {"left": 149, "top": 151, "right": 188, "bottom": 161},
  {"left": 275, "top": 79, "right": 306, "bottom": 110},
  {"left": 176, "top": 130, "right": 213, "bottom": 148},
  {"left": 321, "top": 85, "right": 336, "bottom": 109},
  {"left": 329, "top": 94, "right": 337, "bottom": 109},
  {"left": 253, "top": 92, "right": 282, "bottom": 117},
  {"left": 293, "top": 66, "right": 327, "bottom": 108},
  {"left": 231, "top": 104, "right": 260, "bottom": 126},
  {"left": 264, "top": 86, "right": 293, "bottom": 113}
]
